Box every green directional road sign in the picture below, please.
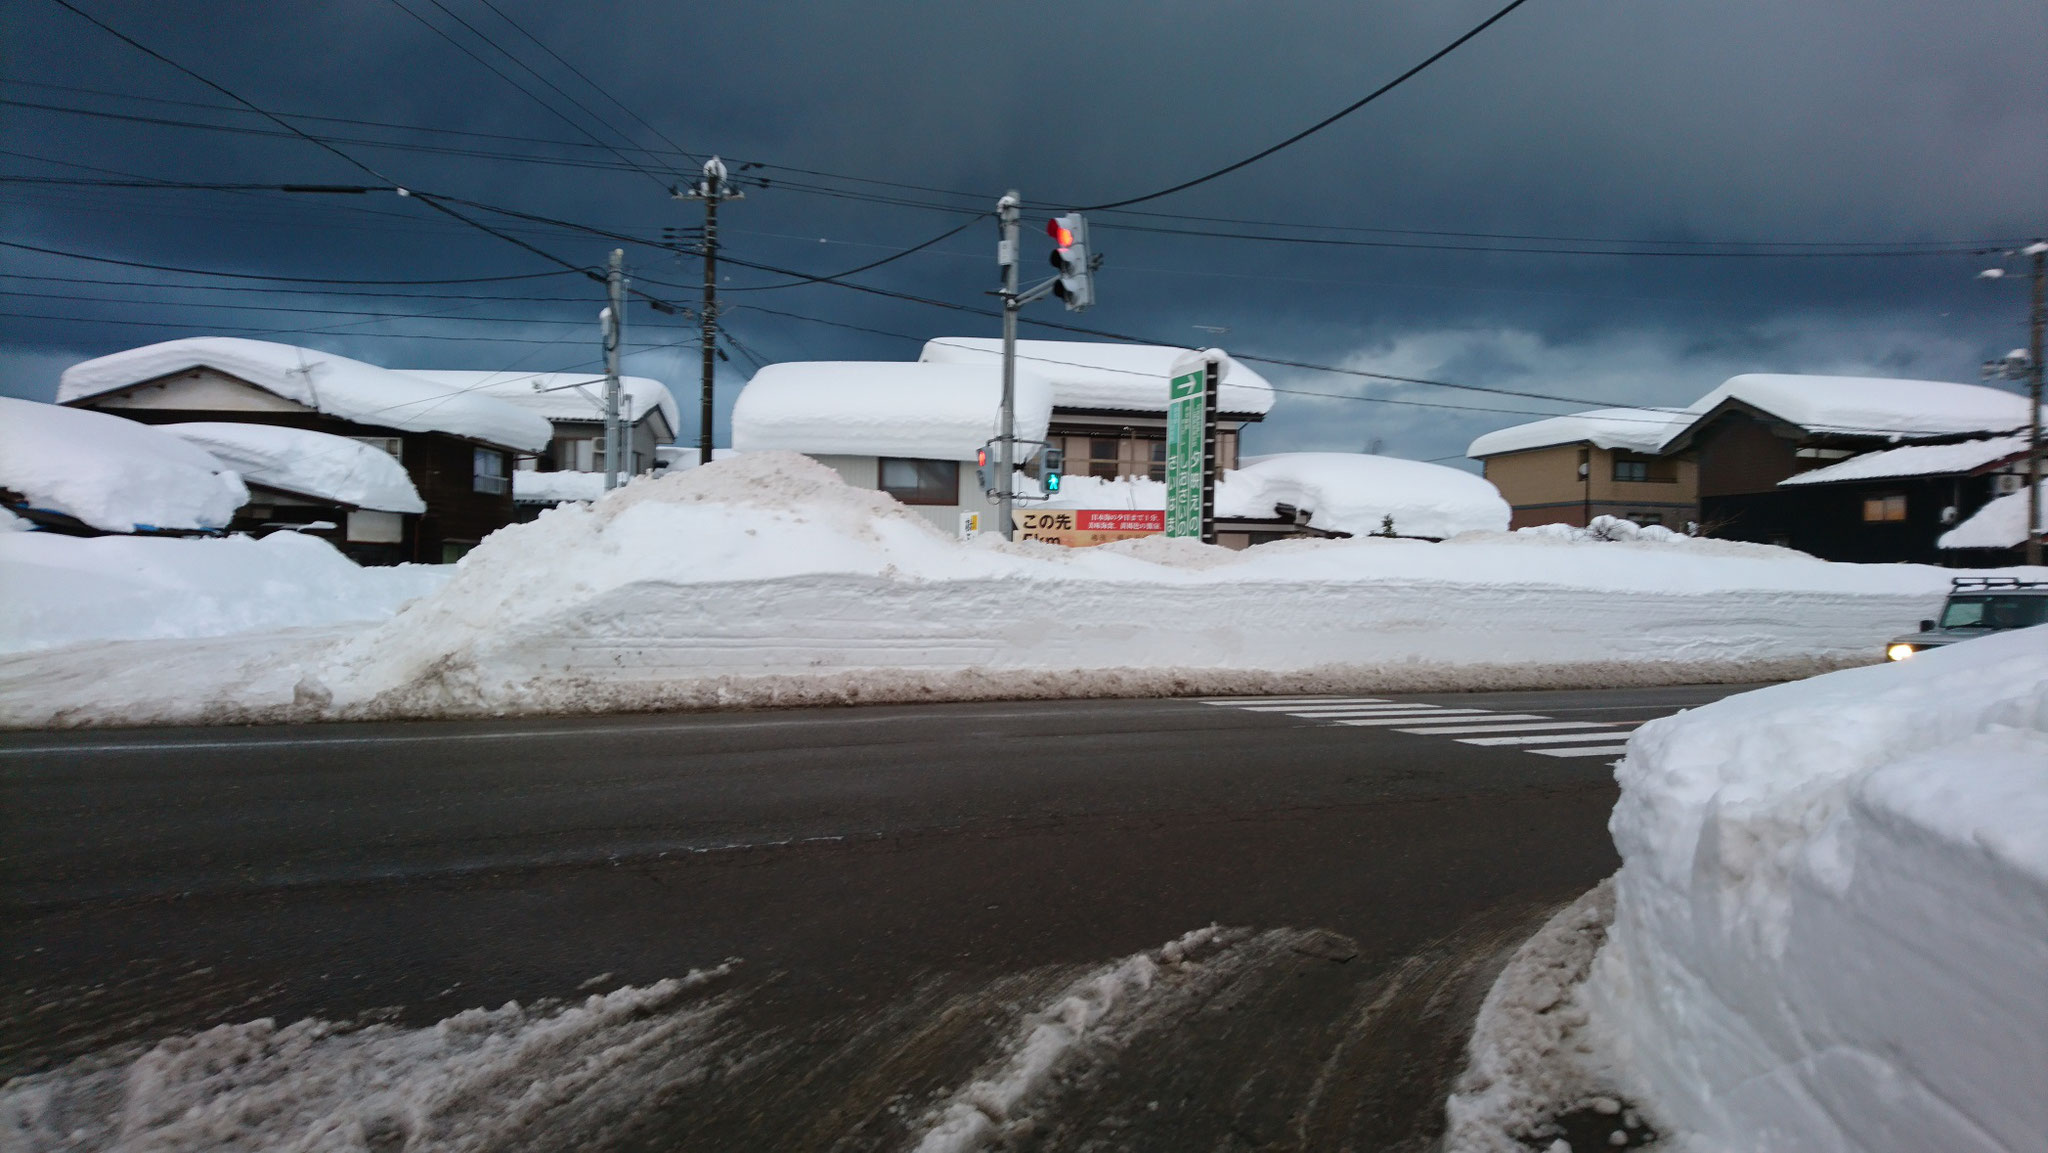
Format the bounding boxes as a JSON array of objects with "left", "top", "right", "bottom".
[{"left": 1166, "top": 364, "right": 1206, "bottom": 538}]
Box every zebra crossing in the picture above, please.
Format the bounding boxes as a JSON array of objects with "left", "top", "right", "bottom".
[{"left": 1200, "top": 696, "right": 1639, "bottom": 759}]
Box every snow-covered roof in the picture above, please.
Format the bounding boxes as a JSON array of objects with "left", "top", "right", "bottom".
[
  {"left": 1939, "top": 489, "right": 2045, "bottom": 551},
  {"left": 1044, "top": 451, "right": 1510, "bottom": 539},
  {"left": 0, "top": 397, "right": 248, "bottom": 533},
  {"left": 731, "top": 361, "right": 1053, "bottom": 461},
  {"left": 58, "top": 338, "right": 553, "bottom": 453},
  {"left": 513, "top": 470, "right": 609, "bottom": 504},
  {"left": 402, "top": 371, "right": 680, "bottom": 439},
  {"left": 1680, "top": 373, "right": 2032, "bottom": 439},
  {"left": 918, "top": 338, "right": 1277, "bottom": 416},
  {"left": 163, "top": 422, "right": 425, "bottom": 514},
  {"left": 1779, "top": 435, "right": 2028, "bottom": 487},
  {"left": 1467, "top": 407, "right": 1688, "bottom": 458}
]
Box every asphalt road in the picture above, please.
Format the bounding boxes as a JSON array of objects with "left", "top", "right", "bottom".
[{"left": 0, "top": 683, "right": 1754, "bottom": 1151}]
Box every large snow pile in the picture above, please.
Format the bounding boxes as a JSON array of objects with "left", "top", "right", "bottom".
[
  {"left": 164, "top": 422, "right": 424, "bottom": 513},
  {"left": 0, "top": 531, "right": 447, "bottom": 653},
  {"left": 1684, "top": 373, "right": 2033, "bottom": 438},
  {"left": 0, "top": 398, "right": 248, "bottom": 533},
  {"left": 1467, "top": 407, "right": 1689, "bottom": 458},
  {"left": 1047, "top": 453, "right": 1510, "bottom": 538},
  {"left": 1579, "top": 627, "right": 2048, "bottom": 1152},
  {"left": 403, "top": 369, "right": 680, "bottom": 436},
  {"left": 513, "top": 469, "right": 611, "bottom": 504},
  {"left": 919, "top": 338, "right": 1276, "bottom": 416},
  {"left": 58, "top": 338, "right": 552, "bottom": 452},
  {"left": 731, "top": 361, "right": 1053, "bottom": 460},
  {"left": 1940, "top": 487, "right": 2045, "bottom": 551}
]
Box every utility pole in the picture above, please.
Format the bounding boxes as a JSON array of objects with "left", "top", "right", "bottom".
[
  {"left": 997, "top": 192, "right": 1021, "bottom": 539},
  {"left": 2027, "top": 241, "right": 2045, "bottom": 567},
  {"left": 677, "top": 157, "right": 743, "bottom": 466},
  {"left": 601, "top": 247, "right": 625, "bottom": 491}
]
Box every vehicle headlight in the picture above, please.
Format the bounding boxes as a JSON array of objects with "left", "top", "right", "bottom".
[{"left": 1886, "top": 643, "right": 1916, "bottom": 661}]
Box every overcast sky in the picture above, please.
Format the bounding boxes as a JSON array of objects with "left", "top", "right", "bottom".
[{"left": 4, "top": 0, "right": 2043, "bottom": 466}]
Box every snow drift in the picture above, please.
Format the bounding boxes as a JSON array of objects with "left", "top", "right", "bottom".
[
  {"left": 0, "top": 397, "right": 248, "bottom": 533},
  {"left": 0, "top": 531, "right": 446, "bottom": 653},
  {"left": 1580, "top": 626, "right": 2048, "bottom": 1152}
]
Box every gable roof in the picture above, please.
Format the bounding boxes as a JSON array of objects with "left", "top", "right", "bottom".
[
  {"left": 401, "top": 370, "right": 680, "bottom": 440},
  {"left": 1467, "top": 407, "right": 1688, "bottom": 458},
  {"left": 1677, "top": 373, "right": 2032, "bottom": 440},
  {"left": 918, "top": 338, "right": 1276, "bottom": 417},
  {"left": 1778, "top": 434, "right": 2028, "bottom": 487},
  {"left": 58, "top": 338, "right": 553, "bottom": 453}
]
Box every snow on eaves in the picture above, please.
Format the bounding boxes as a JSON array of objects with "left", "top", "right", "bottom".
[
  {"left": 0, "top": 398, "right": 248, "bottom": 533},
  {"left": 403, "top": 370, "right": 680, "bottom": 439},
  {"left": 1939, "top": 488, "right": 2046, "bottom": 550},
  {"left": 163, "top": 422, "right": 425, "bottom": 514},
  {"left": 731, "top": 361, "right": 1053, "bottom": 461},
  {"left": 1466, "top": 407, "right": 1687, "bottom": 458},
  {"left": 1683, "top": 373, "right": 2032, "bottom": 438},
  {"left": 1779, "top": 434, "right": 2027, "bottom": 487},
  {"left": 57, "top": 338, "right": 553, "bottom": 453},
  {"left": 919, "top": 338, "right": 1277, "bottom": 416}
]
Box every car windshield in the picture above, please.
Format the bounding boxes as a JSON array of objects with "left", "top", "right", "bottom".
[{"left": 1939, "top": 594, "right": 2048, "bottom": 630}]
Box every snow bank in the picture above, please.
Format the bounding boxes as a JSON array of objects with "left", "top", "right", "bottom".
[
  {"left": 919, "top": 338, "right": 1276, "bottom": 416},
  {"left": 164, "top": 422, "right": 425, "bottom": 514},
  {"left": 0, "top": 398, "right": 247, "bottom": 533},
  {"left": 1940, "top": 487, "right": 2045, "bottom": 551},
  {"left": 4, "top": 453, "right": 2015, "bottom": 728},
  {"left": 0, "top": 531, "right": 447, "bottom": 653},
  {"left": 731, "top": 361, "right": 1053, "bottom": 460},
  {"left": 58, "top": 337, "right": 552, "bottom": 452},
  {"left": 1683, "top": 373, "right": 2032, "bottom": 438},
  {"left": 1581, "top": 626, "right": 2048, "bottom": 1152},
  {"left": 1467, "top": 407, "right": 1688, "bottom": 458},
  {"left": 513, "top": 469, "right": 609, "bottom": 504},
  {"left": 403, "top": 369, "right": 680, "bottom": 437},
  {"left": 0, "top": 967, "right": 733, "bottom": 1152},
  {"left": 1048, "top": 453, "right": 1509, "bottom": 538}
]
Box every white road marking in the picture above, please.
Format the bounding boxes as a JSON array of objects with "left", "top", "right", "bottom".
[
  {"left": 1206, "top": 698, "right": 1390, "bottom": 708},
  {"left": 1394, "top": 721, "right": 1616, "bottom": 736},
  {"left": 1299, "top": 708, "right": 1493, "bottom": 720},
  {"left": 1456, "top": 728, "right": 1639, "bottom": 746},
  {"left": 1332, "top": 713, "right": 1550, "bottom": 727},
  {"left": 1529, "top": 745, "right": 1634, "bottom": 758},
  {"left": 1241, "top": 703, "right": 1446, "bottom": 714}
]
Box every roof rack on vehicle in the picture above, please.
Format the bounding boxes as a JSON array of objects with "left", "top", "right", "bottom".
[{"left": 1950, "top": 576, "right": 2048, "bottom": 591}]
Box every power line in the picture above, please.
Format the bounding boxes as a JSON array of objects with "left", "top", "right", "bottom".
[
  {"left": 1095, "top": 220, "right": 2003, "bottom": 259},
  {"left": 0, "top": 239, "right": 584, "bottom": 285},
  {"left": 1080, "top": 0, "right": 1537, "bottom": 211}
]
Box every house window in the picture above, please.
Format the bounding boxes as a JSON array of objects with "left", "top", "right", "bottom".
[
  {"left": 353, "top": 436, "right": 403, "bottom": 462},
  {"left": 473, "top": 447, "right": 509, "bottom": 494},
  {"left": 1627, "top": 512, "right": 1664, "bottom": 526},
  {"left": 1148, "top": 440, "right": 1166, "bottom": 482},
  {"left": 878, "top": 458, "right": 959, "bottom": 505},
  {"left": 1613, "top": 459, "right": 1650, "bottom": 483},
  {"left": 1612, "top": 453, "right": 1676, "bottom": 483},
  {"left": 1087, "top": 437, "right": 1121, "bottom": 479},
  {"left": 1862, "top": 494, "right": 1907, "bottom": 523}
]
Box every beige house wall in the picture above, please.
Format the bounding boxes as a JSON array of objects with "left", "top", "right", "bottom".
[
  {"left": 84, "top": 368, "right": 312, "bottom": 413},
  {"left": 1481, "top": 443, "right": 1699, "bottom": 529}
]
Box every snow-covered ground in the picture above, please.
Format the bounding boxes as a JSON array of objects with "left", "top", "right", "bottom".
[
  {"left": 1449, "top": 626, "right": 2048, "bottom": 1152},
  {"left": 0, "top": 453, "right": 2010, "bottom": 729},
  {"left": 1, "top": 531, "right": 446, "bottom": 653}
]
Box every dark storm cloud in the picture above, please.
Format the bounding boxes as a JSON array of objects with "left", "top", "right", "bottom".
[{"left": 4, "top": 0, "right": 2043, "bottom": 458}]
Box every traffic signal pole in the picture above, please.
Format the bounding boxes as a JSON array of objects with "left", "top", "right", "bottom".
[{"left": 998, "top": 192, "right": 1021, "bottom": 540}]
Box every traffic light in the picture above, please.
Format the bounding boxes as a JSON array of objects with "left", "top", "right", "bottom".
[
  {"left": 1046, "top": 213, "right": 1094, "bottom": 311},
  {"left": 976, "top": 442, "right": 995, "bottom": 491},
  {"left": 1041, "top": 446, "right": 1064, "bottom": 494}
]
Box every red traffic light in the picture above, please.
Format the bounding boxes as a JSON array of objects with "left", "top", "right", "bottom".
[
  {"left": 976, "top": 446, "right": 991, "bottom": 467},
  {"left": 1047, "top": 218, "right": 1074, "bottom": 249}
]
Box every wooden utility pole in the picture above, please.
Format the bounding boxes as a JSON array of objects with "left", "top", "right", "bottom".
[
  {"left": 677, "top": 157, "right": 742, "bottom": 466},
  {"left": 2026, "top": 241, "right": 2045, "bottom": 567}
]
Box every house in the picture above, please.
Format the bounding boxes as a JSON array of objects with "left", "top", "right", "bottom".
[
  {"left": 917, "top": 339, "right": 1276, "bottom": 479},
  {"left": 161, "top": 423, "right": 427, "bottom": 565},
  {"left": 0, "top": 397, "right": 246, "bottom": 536},
  {"left": 1940, "top": 486, "right": 2046, "bottom": 566},
  {"left": 1660, "top": 374, "right": 2033, "bottom": 555},
  {"left": 729, "top": 360, "right": 1054, "bottom": 535},
  {"left": 1469, "top": 373, "right": 2037, "bottom": 560},
  {"left": 1466, "top": 407, "right": 1694, "bottom": 529},
  {"left": 400, "top": 370, "right": 679, "bottom": 477},
  {"left": 56, "top": 338, "right": 553, "bottom": 562}
]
